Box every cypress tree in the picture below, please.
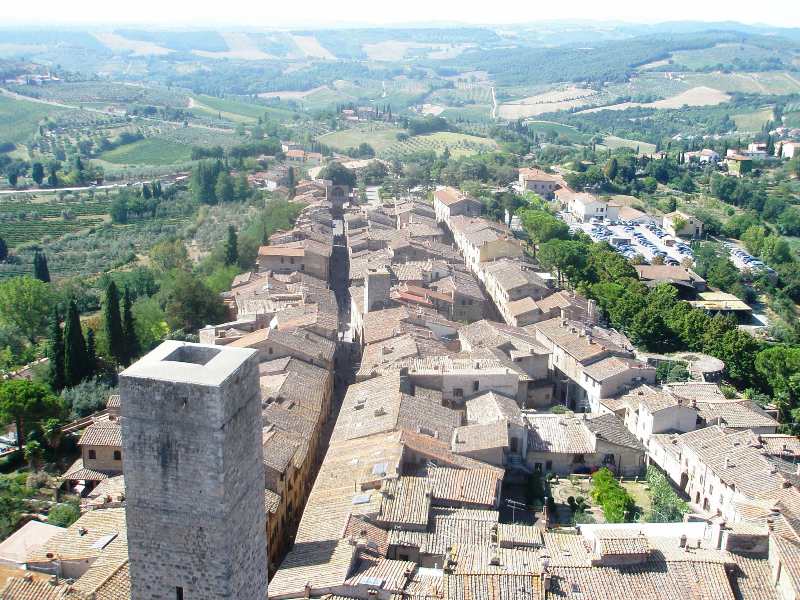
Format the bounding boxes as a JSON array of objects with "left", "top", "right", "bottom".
[
  {"left": 33, "top": 251, "right": 50, "bottom": 283},
  {"left": 103, "top": 281, "right": 126, "bottom": 365},
  {"left": 47, "top": 309, "right": 65, "bottom": 392},
  {"left": 122, "top": 287, "right": 140, "bottom": 365},
  {"left": 224, "top": 225, "right": 238, "bottom": 266},
  {"left": 0, "top": 236, "right": 7, "bottom": 262},
  {"left": 64, "top": 300, "right": 87, "bottom": 387},
  {"left": 86, "top": 328, "right": 97, "bottom": 379}
]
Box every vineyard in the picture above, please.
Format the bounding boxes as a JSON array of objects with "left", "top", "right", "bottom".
[
  {"left": 9, "top": 82, "right": 190, "bottom": 109},
  {"left": 379, "top": 131, "right": 497, "bottom": 160},
  {"left": 0, "top": 195, "right": 112, "bottom": 246}
]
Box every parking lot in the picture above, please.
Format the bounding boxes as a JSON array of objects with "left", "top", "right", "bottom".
[
  {"left": 722, "top": 240, "right": 774, "bottom": 276},
  {"left": 567, "top": 215, "right": 694, "bottom": 266}
]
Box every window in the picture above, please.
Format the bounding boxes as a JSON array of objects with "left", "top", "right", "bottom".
[
  {"left": 268, "top": 347, "right": 274, "bottom": 355},
  {"left": 534, "top": 462, "right": 542, "bottom": 472},
  {"left": 88, "top": 449, "right": 96, "bottom": 459},
  {"left": 453, "top": 388, "right": 463, "bottom": 398},
  {"left": 572, "top": 454, "right": 585, "bottom": 464},
  {"left": 472, "top": 381, "right": 479, "bottom": 392},
  {"left": 176, "top": 587, "right": 184, "bottom": 600},
  {"left": 545, "top": 460, "right": 553, "bottom": 471},
  {"left": 113, "top": 450, "right": 122, "bottom": 461},
  {"left": 603, "top": 454, "right": 615, "bottom": 465}
]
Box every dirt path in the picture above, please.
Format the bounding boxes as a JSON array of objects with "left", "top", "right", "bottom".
[{"left": 491, "top": 86, "right": 497, "bottom": 120}]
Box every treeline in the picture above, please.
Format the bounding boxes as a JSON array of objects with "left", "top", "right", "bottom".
[
  {"left": 190, "top": 138, "right": 282, "bottom": 162},
  {"left": 189, "top": 160, "right": 252, "bottom": 205}
]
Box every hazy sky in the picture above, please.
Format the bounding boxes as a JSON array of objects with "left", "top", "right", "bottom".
[{"left": 1, "top": 0, "right": 799, "bottom": 28}]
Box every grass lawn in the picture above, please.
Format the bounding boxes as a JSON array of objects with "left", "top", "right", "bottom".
[
  {"left": 0, "top": 95, "right": 65, "bottom": 144},
  {"left": 318, "top": 125, "right": 406, "bottom": 153},
  {"left": 99, "top": 137, "right": 192, "bottom": 165},
  {"left": 733, "top": 107, "right": 774, "bottom": 132}
]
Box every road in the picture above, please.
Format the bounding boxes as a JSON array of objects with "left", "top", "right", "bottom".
[{"left": 491, "top": 86, "right": 498, "bottom": 119}]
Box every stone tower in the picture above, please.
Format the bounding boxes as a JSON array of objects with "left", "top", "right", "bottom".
[
  {"left": 120, "top": 341, "right": 267, "bottom": 600},
  {"left": 364, "top": 266, "right": 391, "bottom": 313}
]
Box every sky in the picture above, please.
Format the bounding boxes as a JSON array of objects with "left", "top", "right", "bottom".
[{"left": 1, "top": 0, "right": 799, "bottom": 29}]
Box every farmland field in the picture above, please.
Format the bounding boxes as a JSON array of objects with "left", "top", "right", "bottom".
[
  {"left": 498, "top": 86, "right": 600, "bottom": 119},
  {"left": 599, "top": 136, "right": 657, "bottom": 154},
  {"left": 0, "top": 95, "right": 64, "bottom": 144},
  {"left": 191, "top": 95, "right": 297, "bottom": 123},
  {"left": 318, "top": 125, "right": 406, "bottom": 152},
  {"left": 733, "top": 108, "right": 774, "bottom": 132},
  {"left": 0, "top": 196, "right": 112, "bottom": 247},
  {"left": 379, "top": 131, "right": 497, "bottom": 160},
  {"left": 669, "top": 43, "right": 785, "bottom": 70},
  {"left": 525, "top": 121, "right": 587, "bottom": 143},
  {"left": 679, "top": 71, "right": 800, "bottom": 95},
  {"left": 580, "top": 86, "right": 730, "bottom": 113},
  {"left": 99, "top": 137, "right": 192, "bottom": 165}
]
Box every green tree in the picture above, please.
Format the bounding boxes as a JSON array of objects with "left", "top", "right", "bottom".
[
  {"left": 538, "top": 239, "right": 588, "bottom": 287},
  {"left": 47, "top": 309, "right": 65, "bottom": 392},
  {"left": 214, "top": 171, "right": 235, "bottom": 203},
  {"left": 86, "top": 328, "right": 97, "bottom": 378},
  {"left": 31, "top": 162, "right": 44, "bottom": 185},
  {"left": 319, "top": 161, "right": 356, "bottom": 188},
  {"left": 0, "top": 237, "right": 7, "bottom": 262},
  {"left": 0, "top": 276, "right": 55, "bottom": 343},
  {"left": 47, "top": 501, "right": 81, "bottom": 528},
  {"left": 103, "top": 281, "right": 126, "bottom": 366},
  {"left": 64, "top": 300, "right": 88, "bottom": 387},
  {"left": 41, "top": 417, "right": 63, "bottom": 450},
  {"left": 519, "top": 210, "right": 569, "bottom": 258},
  {"left": 604, "top": 157, "right": 619, "bottom": 180},
  {"left": 122, "top": 287, "right": 140, "bottom": 365},
  {"left": 163, "top": 271, "right": 226, "bottom": 333},
  {"left": 224, "top": 225, "right": 239, "bottom": 267},
  {"left": 23, "top": 440, "right": 43, "bottom": 470},
  {"left": 0, "top": 380, "right": 62, "bottom": 450},
  {"left": 33, "top": 251, "right": 50, "bottom": 283}
]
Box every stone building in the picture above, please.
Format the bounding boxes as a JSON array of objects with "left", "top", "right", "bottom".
[{"left": 120, "top": 341, "right": 267, "bottom": 600}]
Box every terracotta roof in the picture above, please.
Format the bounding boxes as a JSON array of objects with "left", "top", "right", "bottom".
[{"left": 78, "top": 419, "right": 121, "bottom": 447}]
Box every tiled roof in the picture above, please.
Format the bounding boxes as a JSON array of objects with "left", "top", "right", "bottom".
[
  {"left": 378, "top": 477, "right": 432, "bottom": 528},
  {"left": 0, "top": 577, "right": 70, "bottom": 600},
  {"left": 694, "top": 399, "right": 779, "bottom": 430},
  {"left": 78, "top": 419, "right": 121, "bottom": 448},
  {"left": 585, "top": 413, "right": 644, "bottom": 450},
  {"left": 525, "top": 415, "right": 594, "bottom": 454},
  {"left": 582, "top": 356, "right": 652, "bottom": 383},
  {"left": 466, "top": 392, "right": 523, "bottom": 427},
  {"left": 265, "top": 489, "right": 281, "bottom": 514},
  {"left": 61, "top": 458, "right": 109, "bottom": 482},
  {"left": 28, "top": 508, "right": 126, "bottom": 564},
  {"left": 452, "top": 421, "right": 509, "bottom": 454},
  {"left": 429, "top": 466, "right": 501, "bottom": 508}
]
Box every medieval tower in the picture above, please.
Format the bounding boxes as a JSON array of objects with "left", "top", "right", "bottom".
[{"left": 120, "top": 341, "right": 267, "bottom": 600}]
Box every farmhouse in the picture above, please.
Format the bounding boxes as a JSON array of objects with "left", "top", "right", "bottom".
[
  {"left": 663, "top": 211, "right": 704, "bottom": 239},
  {"left": 518, "top": 167, "right": 562, "bottom": 199}
]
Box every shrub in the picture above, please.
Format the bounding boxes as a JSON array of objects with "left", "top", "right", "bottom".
[
  {"left": 645, "top": 465, "right": 689, "bottom": 522},
  {"left": 47, "top": 501, "right": 80, "bottom": 528},
  {"left": 590, "top": 468, "right": 635, "bottom": 523}
]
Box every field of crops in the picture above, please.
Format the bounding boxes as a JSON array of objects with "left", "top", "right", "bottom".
[
  {"left": 0, "top": 195, "right": 112, "bottom": 246},
  {"left": 679, "top": 71, "right": 800, "bottom": 95},
  {"left": 379, "top": 131, "right": 497, "bottom": 159},
  {"left": 191, "top": 95, "right": 298, "bottom": 123},
  {"left": 318, "top": 125, "right": 405, "bottom": 152},
  {"left": 9, "top": 82, "right": 189, "bottom": 108},
  {"left": 99, "top": 137, "right": 192, "bottom": 165},
  {"left": 0, "top": 95, "right": 65, "bottom": 144}
]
